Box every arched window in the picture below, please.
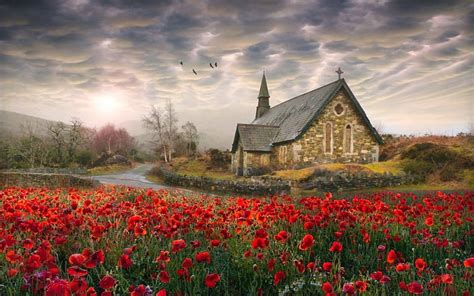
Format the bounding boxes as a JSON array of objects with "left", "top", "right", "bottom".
[
  {"left": 344, "top": 124, "right": 352, "bottom": 153},
  {"left": 324, "top": 122, "right": 332, "bottom": 153}
]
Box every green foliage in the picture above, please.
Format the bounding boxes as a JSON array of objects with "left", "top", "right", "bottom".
[
  {"left": 75, "top": 150, "right": 94, "bottom": 167},
  {"left": 401, "top": 143, "right": 473, "bottom": 182},
  {"left": 208, "top": 149, "right": 231, "bottom": 169}
]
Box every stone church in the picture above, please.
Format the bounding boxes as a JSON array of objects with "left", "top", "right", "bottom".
[{"left": 231, "top": 72, "right": 383, "bottom": 176}]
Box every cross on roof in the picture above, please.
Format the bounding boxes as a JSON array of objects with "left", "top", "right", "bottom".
[{"left": 336, "top": 67, "right": 344, "bottom": 80}]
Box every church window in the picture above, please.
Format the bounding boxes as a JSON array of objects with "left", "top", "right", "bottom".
[
  {"left": 344, "top": 124, "right": 353, "bottom": 153},
  {"left": 324, "top": 122, "right": 333, "bottom": 154},
  {"left": 334, "top": 103, "right": 344, "bottom": 116}
]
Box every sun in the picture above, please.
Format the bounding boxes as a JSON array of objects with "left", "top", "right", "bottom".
[{"left": 93, "top": 93, "right": 120, "bottom": 112}]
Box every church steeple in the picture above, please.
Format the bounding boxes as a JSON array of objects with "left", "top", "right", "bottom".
[{"left": 255, "top": 72, "right": 270, "bottom": 119}]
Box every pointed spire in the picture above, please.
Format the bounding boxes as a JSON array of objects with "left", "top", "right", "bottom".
[{"left": 258, "top": 72, "right": 270, "bottom": 98}]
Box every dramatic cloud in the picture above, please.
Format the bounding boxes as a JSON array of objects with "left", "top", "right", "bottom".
[{"left": 0, "top": 0, "right": 472, "bottom": 148}]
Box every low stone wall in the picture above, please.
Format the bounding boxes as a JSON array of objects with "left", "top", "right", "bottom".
[
  {"left": 157, "top": 167, "right": 290, "bottom": 195},
  {"left": 0, "top": 172, "right": 99, "bottom": 188},
  {"left": 300, "top": 171, "right": 415, "bottom": 191},
  {"left": 2, "top": 167, "right": 88, "bottom": 175}
]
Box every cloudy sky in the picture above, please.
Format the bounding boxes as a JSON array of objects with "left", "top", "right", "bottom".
[{"left": 0, "top": 0, "right": 472, "bottom": 146}]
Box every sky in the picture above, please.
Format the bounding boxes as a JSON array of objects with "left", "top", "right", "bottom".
[{"left": 0, "top": 0, "right": 473, "bottom": 146}]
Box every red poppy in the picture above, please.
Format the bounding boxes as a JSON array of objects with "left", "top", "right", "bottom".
[
  {"left": 274, "top": 230, "right": 289, "bottom": 242},
  {"left": 69, "top": 254, "right": 86, "bottom": 266},
  {"left": 67, "top": 266, "right": 88, "bottom": 277},
  {"left": 156, "top": 251, "right": 171, "bottom": 263},
  {"left": 171, "top": 239, "right": 186, "bottom": 252},
  {"left": 251, "top": 237, "right": 269, "bottom": 249},
  {"left": 273, "top": 270, "right": 286, "bottom": 286},
  {"left": 182, "top": 257, "right": 193, "bottom": 269},
  {"left": 205, "top": 273, "right": 221, "bottom": 288},
  {"left": 210, "top": 239, "right": 220, "bottom": 247},
  {"left": 44, "top": 279, "right": 72, "bottom": 296},
  {"left": 118, "top": 254, "right": 133, "bottom": 269},
  {"left": 343, "top": 283, "right": 356, "bottom": 295},
  {"left": 464, "top": 257, "right": 474, "bottom": 268},
  {"left": 329, "top": 241, "right": 343, "bottom": 253},
  {"left": 7, "top": 268, "right": 18, "bottom": 277},
  {"left": 298, "top": 234, "right": 315, "bottom": 251},
  {"left": 84, "top": 250, "right": 105, "bottom": 269},
  {"left": 439, "top": 274, "right": 453, "bottom": 284},
  {"left": 407, "top": 281, "right": 423, "bottom": 294},
  {"left": 355, "top": 281, "right": 367, "bottom": 292},
  {"left": 415, "top": 258, "right": 427, "bottom": 271},
  {"left": 159, "top": 271, "right": 170, "bottom": 283},
  {"left": 22, "top": 239, "right": 34, "bottom": 250},
  {"left": 156, "top": 289, "right": 167, "bottom": 296},
  {"left": 322, "top": 262, "right": 332, "bottom": 272},
  {"left": 99, "top": 275, "right": 116, "bottom": 290},
  {"left": 386, "top": 250, "right": 397, "bottom": 264},
  {"left": 396, "top": 263, "right": 410, "bottom": 272},
  {"left": 70, "top": 278, "right": 87, "bottom": 293},
  {"left": 425, "top": 217, "right": 434, "bottom": 227},
  {"left": 196, "top": 251, "right": 211, "bottom": 263},
  {"left": 322, "top": 282, "right": 333, "bottom": 294}
]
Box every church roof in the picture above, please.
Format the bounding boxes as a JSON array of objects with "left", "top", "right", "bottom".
[
  {"left": 232, "top": 124, "right": 279, "bottom": 152},
  {"left": 231, "top": 78, "right": 383, "bottom": 152}
]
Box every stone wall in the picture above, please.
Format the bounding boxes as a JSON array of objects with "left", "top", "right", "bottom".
[
  {"left": 157, "top": 166, "right": 290, "bottom": 195},
  {"left": 300, "top": 171, "right": 415, "bottom": 192},
  {"left": 231, "top": 141, "right": 272, "bottom": 176},
  {"left": 274, "top": 89, "right": 379, "bottom": 168},
  {"left": 0, "top": 172, "right": 100, "bottom": 188}
]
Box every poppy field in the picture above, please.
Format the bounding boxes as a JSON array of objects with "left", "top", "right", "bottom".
[{"left": 0, "top": 187, "right": 473, "bottom": 296}]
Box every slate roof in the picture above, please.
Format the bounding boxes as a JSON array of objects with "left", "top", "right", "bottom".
[
  {"left": 232, "top": 124, "right": 279, "bottom": 152},
  {"left": 231, "top": 79, "right": 383, "bottom": 152},
  {"left": 258, "top": 73, "right": 270, "bottom": 98}
]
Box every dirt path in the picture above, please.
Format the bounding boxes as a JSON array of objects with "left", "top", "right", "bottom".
[{"left": 91, "top": 164, "right": 170, "bottom": 190}]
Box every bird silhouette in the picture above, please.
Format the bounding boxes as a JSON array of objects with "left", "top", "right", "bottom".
[
  {"left": 192, "top": 69, "right": 197, "bottom": 75},
  {"left": 180, "top": 61, "right": 183, "bottom": 66},
  {"left": 214, "top": 62, "right": 217, "bottom": 67},
  {"left": 209, "top": 63, "right": 214, "bottom": 69}
]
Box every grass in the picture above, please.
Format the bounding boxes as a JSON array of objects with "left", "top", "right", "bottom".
[
  {"left": 270, "top": 161, "right": 403, "bottom": 181},
  {"left": 87, "top": 164, "right": 133, "bottom": 176},
  {"left": 361, "top": 160, "right": 403, "bottom": 175},
  {"left": 172, "top": 158, "right": 236, "bottom": 180}
]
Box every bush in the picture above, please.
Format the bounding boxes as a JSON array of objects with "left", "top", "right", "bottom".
[
  {"left": 76, "top": 150, "right": 94, "bottom": 167},
  {"left": 400, "top": 143, "right": 470, "bottom": 182},
  {"left": 401, "top": 159, "right": 435, "bottom": 181},
  {"left": 208, "top": 149, "right": 231, "bottom": 169}
]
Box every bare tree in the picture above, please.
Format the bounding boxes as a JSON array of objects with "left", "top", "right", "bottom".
[
  {"left": 47, "top": 121, "right": 67, "bottom": 166},
  {"left": 164, "top": 99, "right": 178, "bottom": 162},
  {"left": 181, "top": 121, "right": 199, "bottom": 157},
  {"left": 143, "top": 106, "right": 168, "bottom": 162},
  {"left": 17, "top": 122, "right": 49, "bottom": 168},
  {"left": 66, "top": 118, "right": 84, "bottom": 162}
]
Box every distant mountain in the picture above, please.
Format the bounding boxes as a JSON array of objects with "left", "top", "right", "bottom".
[
  {"left": 0, "top": 110, "right": 232, "bottom": 151},
  {"left": 0, "top": 110, "right": 59, "bottom": 137}
]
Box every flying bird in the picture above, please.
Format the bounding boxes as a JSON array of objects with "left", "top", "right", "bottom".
[
  {"left": 180, "top": 61, "right": 183, "bottom": 66},
  {"left": 214, "top": 62, "right": 217, "bottom": 67},
  {"left": 209, "top": 63, "right": 214, "bottom": 68},
  {"left": 192, "top": 69, "right": 197, "bottom": 75}
]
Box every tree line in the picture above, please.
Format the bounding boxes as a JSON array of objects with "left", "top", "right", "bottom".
[
  {"left": 143, "top": 100, "right": 199, "bottom": 163},
  {"left": 0, "top": 100, "right": 200, "bottom": 169}
]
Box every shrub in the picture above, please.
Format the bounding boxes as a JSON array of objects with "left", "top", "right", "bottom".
[
  {"left": 208, "top": 149, "right": 231, "bottom": 169},
  {"left": 76, "top": 150, "right": 94, "bottom": 167}
]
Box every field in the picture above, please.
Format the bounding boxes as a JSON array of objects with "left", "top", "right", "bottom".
[{"left": 0, "top": 187, "right": 473, "bottom": 296}]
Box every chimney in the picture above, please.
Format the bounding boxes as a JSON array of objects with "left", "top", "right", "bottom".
[{"left": 255, "top": 72, "right": 270, "bottom": 119}]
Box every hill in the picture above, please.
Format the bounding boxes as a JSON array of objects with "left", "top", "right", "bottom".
[{"left": 0, "top": 110, "right": 58, "bottom": 137}]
